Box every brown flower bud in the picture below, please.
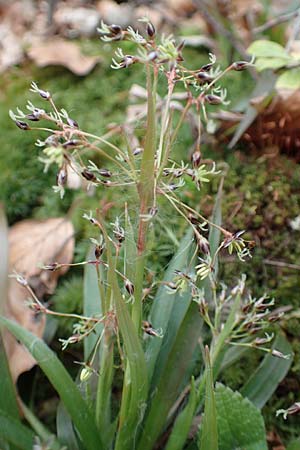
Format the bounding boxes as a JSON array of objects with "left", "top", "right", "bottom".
[
  {"left": 82, "top": 169, "right": 96, "bottom": 182},
  {"left": 199, "top": 63, "right": 214, "bottom": 72},
  {"left": 204, "top": 94, "right": 222, "bottom": 105},
  {"left": 98, "top": 169, "right": 112, "bottom": 178},
  {"left": 15, "top": 120, "right": 30, "bottom": 130},
  {"left": 196, "top": 72, "right": 214, "bottom": 84},
  {"left": 57, "top": 167, "right": 67, "bottom": 187},
  {"left": 231, "top": 61, "right": 250, "bottom": 71},
  {"left": 191, "top": 151, "right": 201, "bottom": 168},
  {"left": 67, "top": 117, "right": 79, "bottom": 128},
  {"left": 146, "top": 22, "right": 156, "bottom": 38},
  {"left": 125, "top": 280, "right": 135, "bottom": 295},
  {"left": 95, "top": 245, "right": 104, "bottom": 259}
]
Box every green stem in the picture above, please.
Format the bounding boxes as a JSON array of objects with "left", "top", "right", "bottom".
[{"left": 133, "top": 64, "right": 157, "bottom": 331}]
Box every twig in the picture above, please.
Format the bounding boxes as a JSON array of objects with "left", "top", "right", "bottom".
[
  {"left": 263, "top": 259, "right": 300, "bottom": 271},
  {"left": 253, "top": 8, "right": 300, "bottom": 34}
]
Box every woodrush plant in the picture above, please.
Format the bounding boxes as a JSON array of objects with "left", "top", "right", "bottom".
[{"left": 1, "top": 20, "right": 293, "bottom": 450}]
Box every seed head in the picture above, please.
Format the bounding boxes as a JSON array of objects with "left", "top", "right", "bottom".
[
  {"left": 231, "top": 61, "right": 251, "bottom": 71},
  {"left": 191, "top": 151, "right": 202, "bottom": 168}
]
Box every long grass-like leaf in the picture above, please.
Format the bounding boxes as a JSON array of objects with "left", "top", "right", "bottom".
[
  {"left": 209, "top": 177, "right": 223, "bottom": 278},
  {"left": 21, "top": 402, "right": 61, "bottom": 450},
  {"left": 241, "top": 333, "right": 292, "bottom": 409},
  {"left": 0, "top": 205, "right": 20, "bottom": 422},
  {"left": 0, "top": 409, "right": 35, "bottom": 450},
  {"left": 165, "top": 378, "right": 197, "bottom": 450},
  {"left": 0, "top": 317, "right": 102, "bottom": 450},
  {"left": 83, "top": 247, "right": 103, "bottom": 361},
  {"left": 199, "top": 347, "right": 218, "bottom": 450},
  {"left": 146, "top": 229, "right": 194, "bottom": 385},
  {"left": 138, "top": 301, "right": 202, "bottom": 450},
  {"left": 98, "top": 215, "right": 148, "bottom": 450},
  {"left": 56, "top": 402, "right": 79, "bottom": 450}
]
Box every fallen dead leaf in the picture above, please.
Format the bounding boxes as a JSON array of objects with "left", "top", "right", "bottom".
[
  {"left": 27, "top": 38, "right": 100, "bottom": 76},
  {"left": 4, "top": 217, "right": 74, "bottom": 382}
]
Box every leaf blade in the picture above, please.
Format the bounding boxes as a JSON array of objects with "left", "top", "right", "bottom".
[
  {"left": 241, "top": 334, "right": 292, "bottom": 409},
  {"left": 0, "top": 316, "right": 102, "bottom": 450}
]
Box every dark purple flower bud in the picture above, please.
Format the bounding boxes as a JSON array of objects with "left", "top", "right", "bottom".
[
  {"left": 231, "top": 61, "right": 250, "bottom": 71},
  {"left": 205, "top": 94, "right": 222, "bottom": 105},
  {"left": 44, "top": 262, "right": 60, "bottom": 271},
  {"left": 95, "top": 244, "right": 104, "bottom": 259},
  {"left": 133, "top": 147, "right": 143, "bottom": 156},
  {"left": 196, "top": 72, "right": 214, "bottom": 83},
  {"left": 110, "top": 24, "right": 122, "bottom": 35},
  {"left": 67, "top": 117, "right": 79, "bottom": 128},
  {"left": 38, "top": 89, "right": 51, "bottom": 100},
  {"left": 146, "top": 22, "right": 156, "bottom": 38},
  {"left": 148, "top": 51, "right": 158, "bottom": 61},
  {"left": 82, "top": 169, "right": 96, "bottom": 182},
  {"left": 125, "top": 279, "right": 135, "bottom": 296},
  {"left": 98, "top": 169, "right": 112, "bottom": 178},
  {"left": 57, "top": 167, "right": 67, "bottom": 187},
  {"left": 63, "top": 140, "right": 79, "bottom": 148},
  {"left": 149, "top": 206, "right": 158, "bottom": 217},
  {"left": 177, "top": 41, "right": 185, "bottom": 52},
  {"left": 15, "top": 120, "right": 30, "bottom": 130},
  {"left": 191, "top": 150, "right": 201, "bottom": 168},
  {"left": 26, "top": 113, "right": 40, "bottom": 122},
  {"left": 199, "top": 63, "right": 214, "bottom": 72}
]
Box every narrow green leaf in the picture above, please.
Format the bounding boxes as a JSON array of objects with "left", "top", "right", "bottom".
[
  {"left": 215, "top": 383, "right": 267, "bottom": 450},
  {"left": 0, "top": 316, "right": 102, "bottom": 450},
  {"left": 0, "top": 205, "right": 20, "bottom": 421},
  {"left": 165, "top": 378, "right": 196, "bottom": 450},
  {"left": 56, "top": 402, "right": 79, "bottom": 450},
  {"left": 98, "top": 216, "right": 148, "bottom": 450},
  {"left": 241, "top": 334, "right": 292, "bottom": 409},
  {"left": 138, "top": 302, "right": 202, "bottom": 450},
  {"left": 276, "top": 68, "right": 300, "bottom": 89},
  {"left": 83, "top": 247, "right": 103, "bottom": 361},
  {"left": 21, "top": 402, "right": 61, "bottom": 450},
  {"left": 0, "top": 409, "right": 35, "bottom": 450},
  {"left": 146, "top": 228, "right": 194, "bottom": 384},
  {"left": 199, "top": 347, "right": 218, "bottom": 450},
  {"left": 247, "top": 40, "right": 290, "bottom": 59}
]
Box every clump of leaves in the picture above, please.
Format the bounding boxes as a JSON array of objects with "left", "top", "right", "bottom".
[{"left": 0, "top": 19, "right": 293, "bottom": 450}]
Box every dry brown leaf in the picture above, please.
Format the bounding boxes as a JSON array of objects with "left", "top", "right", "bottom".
[
  {"left": 28, "top": 38, "right": 100, "bottom": 76},
  {"left": 4, "top": 217, "right": 74, "bottom": 382}
]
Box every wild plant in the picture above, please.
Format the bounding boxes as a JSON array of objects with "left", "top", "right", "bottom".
[{"left": 2, "top": 19, "right": 292, "bottom": 450}]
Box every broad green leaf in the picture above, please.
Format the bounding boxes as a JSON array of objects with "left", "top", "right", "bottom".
[
  {"left": 199, "top": 347, "right": 218, "bottom": 450},
  {"left": 83, "top": 247, "right": 103, "bottom": 361},
  {"left": 215, "top": 383, "right": 267, "bottom": 450},
  {"left": 137, "top": 301, "right": 202, "bottom": 450},
  {"left": 241, "top": 334, "right": 292, "bottom": 409},
  {"left": 146, "top": 228, "right": 194, "bottom": 384},
  {"left": 0, "top": 205, "right": 19, "bottom": 421},
  {"left": 247, "top": 40, "right": 290, "bottom": 59},
  {"left": 165, "top": 378, "right": 196, "bottom": 450},
  {"left": 229, "top": 72, "right": 276, "bottom": 148},
  {"left": 276, "top": 68, "right": 300, "bottom": 89},
  {"left": 56, "top": 402, "right": 79, "bottom": 450},
  {"left": 0, "top": 316, "right": 102, "bottom": 450},
  {"left": 287, "top": 438, "right": 300, "bottom": 450},
  {"left": 255, "top": 57, "right": 290, "bottom": 71},
  {"left": 0, "top": 409, "right": 35, "bottom": 450}
]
